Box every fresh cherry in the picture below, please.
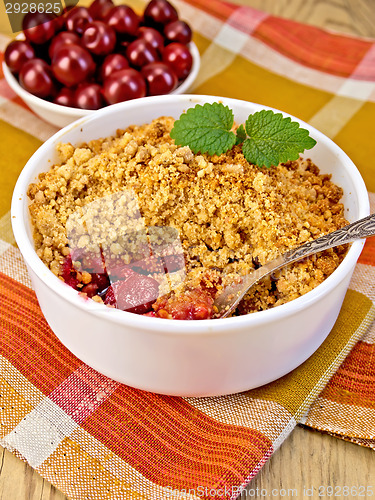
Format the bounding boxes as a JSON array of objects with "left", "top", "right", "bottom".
[
  {"left": 22, "top": 12, "right": 57, "bottom": 45},
  {"left": 126, "top": 39, "right": 159, "bottom": 68},
  {"left": 143, "top": 0, "right": 178, "bottom": 28},
  {"left": 102, "top": 68, "right": 146, "bottom": 104},
  {"left": 164, "top": 20, "right": 192, "bottom": 44},
  {"left": 53, "top": 87, "right": 76, "bottom": 107},
  {"left": 52, "top": 44, "right": 95, "bottom": 87},
  {"left": 141, "top": 62, "right": 177, "bottom": 95},
  {"left": 82, "top": 21, "right": 116, "bottom": 56},
  {"left": 4, "top": 40, "right": 35, "bottom": 74},
  {"left": 88, "top": 0, "right": 114, "bottom": 20},
  {"left": 98, "top": 53, "right": 129, "bottom": 81},
  {"left": 65, "top": 7, "right": 93, "bottom": 35},
  {"left": 19, "top": 58, "right": 56, "bottom": 98},
  {"left": 75, "top": 83, "right": 105, "bottom": 109},
  {"left": 104, "top": 5, "right": 140, "bottom": 37},
  {"left": 137, "top": 26, "right": 164, "bottom": 53},
  {"left": 163, "top": 42, "right": 192, "bottom": 80},
  {"left": 48, "top": 31, "right": 81, "bottom": 59}
]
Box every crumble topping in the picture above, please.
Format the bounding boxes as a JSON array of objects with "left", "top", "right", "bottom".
[{"left": 27, "top": 116, "right": 348, "bottom": 316}]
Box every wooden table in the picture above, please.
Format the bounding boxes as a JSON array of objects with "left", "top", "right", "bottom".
[{"left": 1, "top": 1, "right": 375, "bottom": 498}]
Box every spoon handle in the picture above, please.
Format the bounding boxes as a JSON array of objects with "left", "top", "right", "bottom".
[
  {"left": 216, "top": 213, "right": 375, "bottom": 318},
  {"left": 283, "top": 212, "right": 375, "bottom": 263}
]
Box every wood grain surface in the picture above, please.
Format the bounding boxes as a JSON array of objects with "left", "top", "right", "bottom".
[
  {"left": 1, "top": 0, "right": 375, "bottom": 499},
  {"left": 233, "top": 0, "right": 375, "bottom": 38}
]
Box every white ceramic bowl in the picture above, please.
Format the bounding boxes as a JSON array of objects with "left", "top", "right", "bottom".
[
  {"left": 11, "top": 95, "right": 369, "bottom": 397},
  {"left": 2, "top": 42, "right": 200, "bottom": 129}
]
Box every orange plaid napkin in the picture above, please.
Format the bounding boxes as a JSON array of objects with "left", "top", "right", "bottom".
[{"left": 1, "top": 1, "right": 375, "bottom": 499}]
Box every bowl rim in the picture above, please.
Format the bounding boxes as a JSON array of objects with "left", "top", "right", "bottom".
[
  {"left": 11, "top": 94, "right": 370, "bottom": 334},
  {"left": 2, "top": 41, "right": 200, "bottom": 116}
]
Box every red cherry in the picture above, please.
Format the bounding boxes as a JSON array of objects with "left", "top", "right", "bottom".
[
  {"left": 88, "top": 0, "right": 114, "bottom": 20},
  {"left": 164, "top": 20, "right": 192, "bottom": 45},
  {"left": 81, "top": 272, "right": 110, "bottom": 297},
  {"left": 126, "top": 39, "right": 159, "bottom": 68},
  {"left": 141, "top": 62, "right": 177, "bottom": 95},
  {"left": 82, "top": 21, "right": 116, "bottom": 56},
  {"left": 143, "top": 0, "right": 178, "bottom": 28},
  {"left": 48, "top": 31, "right": 81, "bottom": 59},
  {"left": 162, "top": 42, "right": 192, "bottom": 80},
  {"left": 61, "top": 255, "right": 79, "bottom": 289},
  {"left": 75, "top": 83, "right": 105, "bottom": 109},
  {"left": 51, "top": 12, "right": 65, "bottom": 32},
  {"left": 137, "top": 26, "right": 164, "bottom": 53},
  {"left": 104, "top": 275, "right": 159, "bottom": 314},
  {"left": 54, "top": 87, "right": 76, "bottom": 107},
  {"left": 4, "top": 40, "right": 35, "bottom": 74},
  {"left": 98, "top": 53, "right": 129, "bottom": 81},
  {"left": 19, "top": 58, "right": 56, "bottom": 98},
  {"left": 22, "top": 12, "right": 57, "bottom": 44},
  {"left": 104, "top": 5, "right": 140, "bottom": 37},
  {"left": 52, "top": 44, "right": 95, "bottom": 87},
  {"left": 91, "top": 273, "right": 110, "bottom": 292},
  {"left": 102, "top": 68, "right": 146, "bottom": 104},
  {"left": 65, "top": 7, "right": 93, "bottom": 35}
]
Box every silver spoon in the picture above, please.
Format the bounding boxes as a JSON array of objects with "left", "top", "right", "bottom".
[{"left": 214, "top": 212, "right": 375, "bottom": 318}]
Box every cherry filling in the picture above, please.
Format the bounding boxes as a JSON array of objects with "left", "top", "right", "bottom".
[
  {"left": 152, "top": 287, "right": 215, "bottom": 320},
  {"left": 104, "top": 274, "right": 159, "bottom": 314},
  {"left": 81, "top": 273, "right": 110, "bottom": 298},
  {"left": 61, "top": 250, "right": 213, "bottom": 319},
  {"left": 61, "top": 255, "right": 79, "bottom": 289}
]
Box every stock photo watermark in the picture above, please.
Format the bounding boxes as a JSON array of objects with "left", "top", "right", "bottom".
[
  {"left": 2, "top": 0, "right": 78, "bottom": 32},
  {"left": 165, "top": 485, "right": 374, "bottom": 498}
]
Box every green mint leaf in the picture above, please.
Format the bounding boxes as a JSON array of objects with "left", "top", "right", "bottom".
[
  {"left": 235, "top": 124, "right": 247, "bottom": 145},
  {"left": 170, "top": 102, "right": 236, "bottom": 156},
  {"left": 243, "top": 110, "right": 316, "bottom": 168}
]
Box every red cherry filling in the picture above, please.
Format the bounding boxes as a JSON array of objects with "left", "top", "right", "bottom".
[
  {"left": 104, "top": 274, "right": 159, "bottom": 314},
  {"left": 153, "top": 287, "right": 214, "bottom": 320},
  {"left": 61, "top": 255, "right": 79, "bottom": 289},
  {"left": 61, "top": 248, "right": 207, "bottom": 319},
  {"left": 81, "top": 273, "right": 110, "bottom": 297}
]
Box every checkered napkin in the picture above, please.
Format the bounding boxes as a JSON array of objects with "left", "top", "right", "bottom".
[{"left": 1, "top": 0, "right": 375, "bottom": 498}]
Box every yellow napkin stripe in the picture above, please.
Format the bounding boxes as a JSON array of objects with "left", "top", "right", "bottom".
[
  {"left": 247, "top": 290, "right": 374, "bottom": 419},
  {"left": 0, "top": 120, "right": 42, "bottom": 218}
]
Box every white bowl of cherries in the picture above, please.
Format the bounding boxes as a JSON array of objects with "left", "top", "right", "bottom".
[{"left": 3, "top": 0, "right": 200, "bottom": 128}]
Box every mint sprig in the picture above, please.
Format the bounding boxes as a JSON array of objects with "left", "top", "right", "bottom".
[
  {"left": 170, "top": 103, "right": 316, "bottom": 168},
  {"left": 170, "top": 102, "right": 236, "bottom": 156}
]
